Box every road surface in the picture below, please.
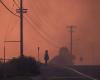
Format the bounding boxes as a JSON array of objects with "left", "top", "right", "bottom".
[{"left": 40, "top": 65, "right": 97, "bottom": 80}]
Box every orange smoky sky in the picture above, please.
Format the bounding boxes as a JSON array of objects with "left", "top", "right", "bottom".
[{"left": 0, "top": 0, "right": 100, "bottom": 65}]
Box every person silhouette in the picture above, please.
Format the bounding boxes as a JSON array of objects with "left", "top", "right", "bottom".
[{"left": 44, "top": 50, "right": 49, "bottom": 64}]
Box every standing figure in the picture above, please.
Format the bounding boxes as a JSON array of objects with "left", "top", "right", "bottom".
[{"left": 44, "top": 50, "right": 49, "bottom": 64}]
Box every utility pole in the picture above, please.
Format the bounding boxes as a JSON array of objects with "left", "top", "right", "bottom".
[
  {"left": 3, "top": 41, "right": 20, "bottom": 78},
  {"left": 37, "top": 46, "right": 40, "bottom": 62},
  {"left": 3, "top": 42, "right": 6, "bottom": 79},
  {"left": 20, "top": 0, "right": 24, "bottom": 57},
  {"left": 4, "top": 42, "right": 6, "bottom": 64},
  {"left": 67, "top": 26, "right": 75, "bottom": 55},
  {"left": 16, "top": 0, "right": 27, "bottom": 57}
]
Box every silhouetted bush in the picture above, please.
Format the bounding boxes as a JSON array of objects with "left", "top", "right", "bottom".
[
  {"left": 0, "top": 56, "right": 41, "bottom": 78},
  {"left": 0, "top": 61, "right": 3, "bottom": 78}
]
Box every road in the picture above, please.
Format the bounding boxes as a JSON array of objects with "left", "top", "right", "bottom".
[
  {"left": 1, "top": 65, "right": 97, "bottom": 80},
  {"left": 40, "top": 65, "right": 97, "bottom": 80}
]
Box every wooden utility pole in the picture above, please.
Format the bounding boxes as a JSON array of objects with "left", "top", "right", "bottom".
[
  {"left": 67, "top": 26, "right": 75, "bottom": 55},
  {"left": 3, "top": 41, "right": 20, "bottom": 78},
  {"left": 4, "top": 42, "right": 6, "bottom": 63},
  {"left": 37, "top": 46, "right": 40, "bottom": 62},
  {"left": 17, "top": 0, "right": 27, "bottom": 57},
  {"left": 20, "top": 0, "right": 24, "bottom": 57}
]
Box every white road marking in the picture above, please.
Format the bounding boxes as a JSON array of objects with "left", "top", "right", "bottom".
[{"left": 67, "top": 67, "right": 97, "bottom": 80}]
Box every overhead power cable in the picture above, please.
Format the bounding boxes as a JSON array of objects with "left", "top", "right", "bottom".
[
  {"left": 29, "top": 1, "right": 56, "bottom": 39},
  {"left": 13, "top": 0, "right": 56, "bottom": 42},
  {"left": 24, "top": 15, "right": 60, "bottom": 48},
  {"left": 29, "top": 1, "right": 62, "bottom": 46},
  {"left": 0, "top": 0, "right": 19, "bottom": 17},
  {"left": 24, "top": 17, "right": 60, "bottom": 48},
  {"left": 4, "top": 1, "right": 17, "bottom": 41},
  {"left": 13, "top": 0, "right": 19, "bottom": 8},
  {"left": 13, "top": 0, "right": 60, "bottom": 48}
]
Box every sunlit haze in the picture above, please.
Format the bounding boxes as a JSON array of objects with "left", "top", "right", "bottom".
[{"left": 0, "top": 0, "right": 100, "bottom": 65}]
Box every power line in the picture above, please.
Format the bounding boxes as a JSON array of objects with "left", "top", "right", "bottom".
[
  {"left": 29, "top": 1, "right": 63, "bottom": 46},
  {"left": 28, "top": 2, "right": 61, "bottom": 47},
  {"left": 13, "top": 0, "right": 19, "bottom": 8},
  {"left": 29, "top": 0, "right": 57, "bottom": 33},
  {"left": 0, "top": 0, "right": 19, "bottom": 17},
  {"left": 24, "top": 15, "right": 60, "bottom": 48},
  {"left": 67, "top": 25, "right": 76, "bottom": 55},
  {"left": 14, "top": 0, "right": 58, "bottom": 44},
  {"left": 34, "top": 0, "right": 58, "bottom": 30},
  {"left": 4, "top": 1, "right": 18, "bottom": 41},
  {"left": 25, "top": 15, "right": 60, "bottom": 48},
  {"left": 13, "top": 0, "right": 61, "bottom": 48}
]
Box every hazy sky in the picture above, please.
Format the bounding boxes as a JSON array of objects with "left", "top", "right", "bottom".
[{"left": 0, "top": 0, "right": 100, "bottom": 65}]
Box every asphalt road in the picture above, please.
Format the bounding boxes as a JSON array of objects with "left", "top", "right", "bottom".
[
  {"left": 1, "top": 65, "right": 98, "bottom": 80},
  {"left": 40, "top": 65, "right": 97, "bottom": 80}
]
